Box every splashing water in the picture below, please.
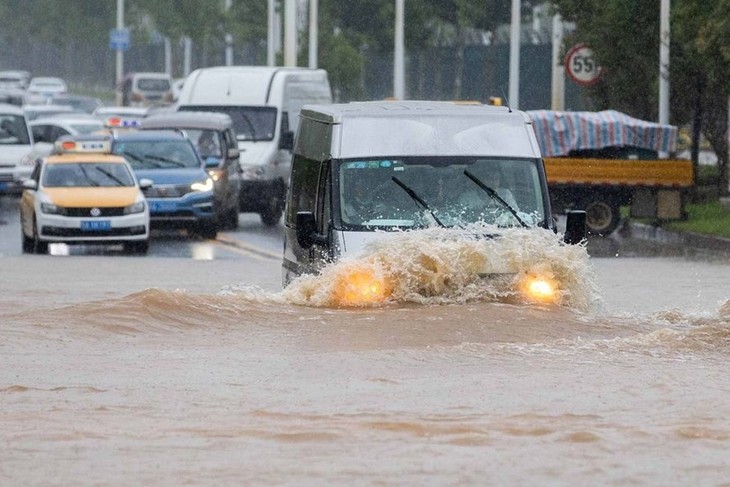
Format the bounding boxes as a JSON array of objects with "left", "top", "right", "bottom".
[{"left": 282, "top": 225, "right": 601, "bottom": 310}]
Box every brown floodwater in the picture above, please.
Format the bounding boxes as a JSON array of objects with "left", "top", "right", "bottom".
[{"left": 2, "top": 228, "right": 730, "bottom": 485}]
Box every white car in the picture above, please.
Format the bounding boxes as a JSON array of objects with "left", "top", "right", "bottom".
[
  {"left": 25, "top": 77, "right": 68, "bottom": 105},
  {"left": 0, "top": 103, "right": 37, "bottom": 194},
  {"left": 30, "top": 115, "right": 105, "bottom": 144},
  {"left": 19, "top": 137, "right": 151, "bottom": 254}
]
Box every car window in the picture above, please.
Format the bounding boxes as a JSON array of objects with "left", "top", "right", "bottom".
[
  {"left": 0, "top": 114, "right": 31, "bottom": 145},
  {"left": 42, "top": 162, "right": 135, "bottom": 187}
]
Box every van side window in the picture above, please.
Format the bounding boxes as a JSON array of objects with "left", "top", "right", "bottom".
[
  {"left": 317, "top": 164, "right": 331, "bottom": 234},
  {"left": 286, "top": 154, "right": 321, "bottom": 225}
]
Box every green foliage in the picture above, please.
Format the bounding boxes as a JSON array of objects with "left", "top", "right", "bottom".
[{"left": 664, "top": 201, "right": 730, "bottom": 239}]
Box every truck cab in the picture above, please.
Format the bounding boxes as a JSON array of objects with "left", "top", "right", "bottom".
[{"left": 282, "top": 101, "right": 586, "bottom": 286}]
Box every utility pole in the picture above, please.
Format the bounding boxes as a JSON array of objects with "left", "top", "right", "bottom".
[
  {"left": 658, "top": 0, "right": 670, "bottom": 125},
  {"left": 225, "top": 0, "right": 233, "bottom": 66},
  {"left": 267, "top": 0, "right": 276, "bottom": 66},
  {"left": 508, "top": 0, "right": 521, "bottom": 109},
  {"left": 550, "top": 14, "right": 565, "bottom": 111},
  {"left": 115, "top": 0, "right": 124, "bottom": 106},
  {"left": 284, "top": 0, "right": 297, "bottom": 67},
  {"left": 393, "top": 0, "right": 405, "bottom": 100},
  {"left": 309, "top": 0, "right": 318, "bottom": 69}
]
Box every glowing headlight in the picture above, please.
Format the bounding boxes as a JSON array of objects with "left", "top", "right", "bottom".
[
  {"left": 191, "top": 178, "right": 213, "bottom": 192},
  {"left": 41, "top": 202, "right": 65, "bottom": 215},
  {"left": 335, "top": 268, "right": 392, "bottom": 306},
  {"left": 520, "top": 275, "right": 558, "bottom": 303},
  {"left": 123, "top": 201, "right": 145, "bottom": 214}
]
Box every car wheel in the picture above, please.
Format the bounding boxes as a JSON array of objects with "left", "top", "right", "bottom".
[
  {"left": 21, "top": 218, "right": 33, "bottom": 253},
  {"left": 195, "top": 221, "right": 218, "bottom": 240},
  {"left": 32, "top": 218, "right": 48, "bottom": 254},
  {"left": 581, "top": 197, "right": 621, "bottom": 236}
]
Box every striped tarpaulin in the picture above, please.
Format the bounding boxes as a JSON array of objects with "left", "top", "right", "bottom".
[{"left": 526, "top": 110, "right": 678, "bottom": 157}]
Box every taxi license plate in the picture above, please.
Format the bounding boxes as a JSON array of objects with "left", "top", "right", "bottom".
[
  {"left": 149, "top": 200, "right": 178, "bottom": 213},
  {"left": 81, "top": 220, "right": 111, "bottom": 231}
]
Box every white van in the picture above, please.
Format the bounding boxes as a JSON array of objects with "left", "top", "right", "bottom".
[
  {"left": 176, "top": 66, "right": 332, "bottom": 225},
  {"left": 282, "top": 101, "right": 586, "bottom": 285}
]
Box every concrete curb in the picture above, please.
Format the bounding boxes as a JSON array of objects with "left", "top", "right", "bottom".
[{"left": 627, "top": 221, "right": 730, "bottom": 254}]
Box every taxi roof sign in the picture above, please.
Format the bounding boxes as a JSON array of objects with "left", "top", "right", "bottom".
[
  {"left": 54, "top": 136, "right": 112, "bottom": 154},
  {"left": 105, "top": 116, "right": 140, "bottom": 129}
]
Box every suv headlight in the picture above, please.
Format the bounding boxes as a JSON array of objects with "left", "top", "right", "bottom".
[
  {"left": 191, "top": 178, "right": 213, "bottom": 192},
  {"left": 41, "top": 203, "right": 65, "bottom": 215},
  {"left": 123, "top": 201, "right": 146, "bottom": 215}
]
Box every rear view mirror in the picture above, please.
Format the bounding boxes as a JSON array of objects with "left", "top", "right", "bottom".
[
  {"left": 564, "top": 210, "right": 586, "bottom": 245},
  {"left": 227, "top": 146, "right": 240, "bottom": 159},
  {"left": 279, "top": 130, "right": 294, "bottom": 151},
  {"left": 22, "top": 179, "right": 37, "bottom": 190},
  {"left": 295, "top": 211, "right": 328, "bottom": 249},
  {"left": 138, "top": 178, "right": 153, "bottom": 190}
]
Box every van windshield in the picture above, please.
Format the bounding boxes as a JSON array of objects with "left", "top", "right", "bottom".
[
  {"left": 0, "top": 114, "right": 30, "bottom": 145},
  {"left": 179, "top": 105, "right": 276, "bottom": 142},
  {"left": 337, "top": 156, "right": 546, "bottom": 229}
]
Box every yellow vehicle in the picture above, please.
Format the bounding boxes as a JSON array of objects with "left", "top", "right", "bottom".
[
  {"left": 19, "top": 137, "right": 151, "bottom": 254},
  {"left": 528, "top": 110, "right": 694, "bottom": 235}
]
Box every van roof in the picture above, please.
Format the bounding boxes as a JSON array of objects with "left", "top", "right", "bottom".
[
  {"left": 300, "top": 100, "right": 529, "bottom": 123},
  {"left": 179, "top": 66, "right": 329, "bottom": 105},
  {"left": 140, "top": 111, "right": 233, "bottom": 131},
  {"left": 297, "top": 101, "right": 540, "bottom": 160}
]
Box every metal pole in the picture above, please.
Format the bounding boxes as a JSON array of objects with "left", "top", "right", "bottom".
[
  {"left": 164, "top": 37, "right": 172, "bottom": 76},
  {"left": 115, "top": 0, "right": 124, "bottom": 106},
  {"left": 658, "top": 0, "right": 670, "bottom": 125},
  {"left": 183, "top": 37, "right": 192, "bottom": 76},
  {"left": 309, "top": 0, "right": 318, "bottom": 69},
  {"left": 508, "top": 0, "right": 520, "bottom": 109},
  {"left": 394, "top": 0, "right": 405, "bottom": 100},
  {"left": 267, "top": 0, "right": 276, "bottom": 66},
  {"left": 284, "top": 0, "right": 297, "bottom": 67},
  {"left": 550, "top": 13, "right": 564, "bottom": 111},
  {"left": 225, "top": 0, "right": 233, "bottom": 66}
]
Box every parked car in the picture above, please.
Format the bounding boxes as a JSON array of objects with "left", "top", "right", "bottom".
[
  {"left": 0, "top": 103, "right": 38, "bottom": 194},
  {"left": 107, "top": 130, "right": 218, "bottom": 238},
  {"left": 23, "top": 104, "right": 76, "bottom": 121},
  {"left": 0, "top": 70, "right": 31, "bottom": 91},
  {"left": 47, "top": 94, "right": 103, "bottom": 114},
  {"left": 25, "top": 77, "right": 68, "bottom": 104},
  {"left": 120, "top": 72, "right": 173, "bottom": 107},
  {"left": 30, "top": 115, "right": 105, "bottom": 144},
  {"left": 19, "top": 137, "right": 151, "bottom": 254},
  {"left": 139, "top": 111, "right": 242, "bottom": 229}
]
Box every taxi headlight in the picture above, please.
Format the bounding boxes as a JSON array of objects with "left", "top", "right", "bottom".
[
  {"left": 41, "top": 203, "right": 65, "bottom": 215},
  {"left": 191, "top": 178, "right": 214, "bottom": 192},
  {"left": 123, "top": 201, "right": 146, "bottom": 215}
]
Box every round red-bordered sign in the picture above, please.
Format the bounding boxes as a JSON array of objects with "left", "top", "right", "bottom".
[{"left": 564, "top": 43, "right": 604, "bottom": 86}]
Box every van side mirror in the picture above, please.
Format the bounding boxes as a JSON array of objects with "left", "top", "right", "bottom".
[
  {"left": 22, "top": 179, "right": 37, "bottom": 190},
  {"left": 296, "top": 211, "right": 328, "bottom": 249},
  {"left": 227, "top": 146, "right": 240, "bottom": 159},
  {"left": 279, "top": 130, "right": 294, "bottom": 151},
  {"left": 138, "top": 178, "right": 153, "bottom": 190},
  {"left": 564, "top": 210, "right": 586, "bottom": 245}
]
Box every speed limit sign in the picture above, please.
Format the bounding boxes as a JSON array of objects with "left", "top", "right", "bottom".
[{"left": 564, "top": 44, "right": 604, "bottom": 86}]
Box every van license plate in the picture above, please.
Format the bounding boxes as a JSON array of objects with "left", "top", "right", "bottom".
[{"left": 81, "top": 220, "right": 111, "bottom": 231}]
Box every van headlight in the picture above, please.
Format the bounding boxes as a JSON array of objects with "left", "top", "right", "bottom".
[
  {"left": 191, "top": 178, "right": 213, "bottom": 192},
  {"left": 41, "top": 202, "right": 65, "bottom": 215},
  {"left": 123, "top": 201, "right": 146, "bottom": 214},
  {"left": 519, "top": 274, "right": 558, "bottom": 304}
]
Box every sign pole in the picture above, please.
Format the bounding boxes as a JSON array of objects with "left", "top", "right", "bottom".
[
  {"left": 658, "top": 0, "right": 670, "bottom": 126},
  {"left": 394, "top": 0, "right": 405, "bottom": 100},
  {"left": 508, "top": 0, "right": 521, "bottom": 109}
]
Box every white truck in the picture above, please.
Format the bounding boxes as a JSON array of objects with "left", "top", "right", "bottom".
[
  {"left": 282, "top": 101, "right": 586, "bottom": 290},
  {"left": 176, "top": 66, "right": 332, "bottom": 225}
]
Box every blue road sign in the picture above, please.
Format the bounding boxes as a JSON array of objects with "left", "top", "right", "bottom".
[{"left": 109, "top": 28, "right": 130, "bottom": 51}]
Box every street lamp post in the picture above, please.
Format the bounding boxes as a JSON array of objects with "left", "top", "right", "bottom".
[
  {"left": 115, "top": 0, "right": 124, "bottom": 106},
  {"left": 508, "top": 0, "right": 521, "bottom": 109}
]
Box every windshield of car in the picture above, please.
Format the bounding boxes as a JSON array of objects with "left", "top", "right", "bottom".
[
  {"left": 42, "top": 162, "right": 135, "bottom": 187},
  {"left": 337, "top": 156, "right": 545, "bottom": 229},
  {"left": 69, "top": 122, "right": 104, "bottom": 134},
  {"left": 179, "top": 105, "right": 277, "bottom": 142},
  {"left": 0, "top": 114, "right": 30, "bottom": 145},
  {"left": 112, "top": 139, "right": 202, "bottom": 169}
]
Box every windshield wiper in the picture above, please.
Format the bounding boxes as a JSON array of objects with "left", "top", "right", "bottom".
[
  {"left": 391, "top": 176, "right": 445, "bottom": 227},
  {"left": 77, "top": 164, "right": 99, "bottom": 187},
  {"left": 143, "top": 154, "right": 187, "bottom": 168},
  {"left": 94, "top": 166, "right": 126, "bottom": 186},
  {"left": 463, "top": 170, "right": 528, "bottom": 228},
  {"left": 238, "top": 112, "right": 258, "bottom": 142}
]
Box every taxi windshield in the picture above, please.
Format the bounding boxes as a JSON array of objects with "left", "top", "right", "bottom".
[
  {"left": 336, "top": 156, "right": 546, "bottom": 229},
  {"left": 42, "top": 162, "right": 135, "bottom": 187},
  {"left": 112, "top": 140, "right": 202, "bottom": 169}
]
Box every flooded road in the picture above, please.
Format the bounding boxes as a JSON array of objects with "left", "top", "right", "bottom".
[{"left": 2, "top": 221, "right": 730, "bottom": 485}]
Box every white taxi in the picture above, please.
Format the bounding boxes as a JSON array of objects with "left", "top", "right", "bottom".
[{"left": 19, "top": 137, "right": 151, "bottom": 254}]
